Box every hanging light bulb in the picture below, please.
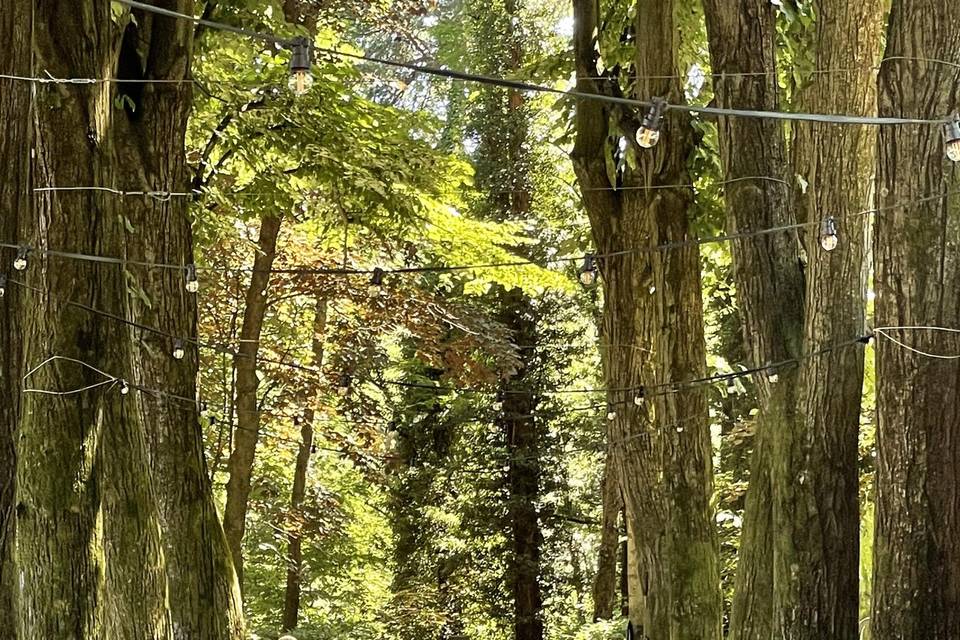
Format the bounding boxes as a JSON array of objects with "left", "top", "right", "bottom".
[
  {"left": 634, "top": 388, "right": 645, "bottom": 406},
  {"left": 636, "top": 97, "right": 667, "bottom": 149},
  {"left": 493, "top": 401, "right": 504, "bottom": 412},
  {"left": 13, "top": 246, "right": 29, "bottom": 271},
  {"left": 607, "top": 410, "right": 617, "bottom": 421},
  {"left": 368, "top": 267, "right": 385, "bottom": 299},
  {"left": 944, "top": 113, "right": 960, "bottom": 162},
  {"left": 119, "top": 380, "right": 130, "bottom": 395},
  {"left": 337, "top": 374, "right": 352, "bottom": 397},
  {"left": 820, "top": 216, "right": 838, "bottom": 252},
  {"left": 579, "top": 254, "right": 599, "bottom": 287},
  {"left": 0, "top": 273, "right": 6, "bottom": 298},
  {"left": 287, "top": 36, "right": 314, "bottom": 97},
  {"left": 172, "top": 339, "right": 186, "bottom": 360},
  {"left": 184, "top": 264, "right": 199, "bottom": 293}
]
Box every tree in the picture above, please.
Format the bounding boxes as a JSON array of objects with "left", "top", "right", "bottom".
[
  {"left": 570, "top": 0, "right": 721, "bottom": 636},
  {"left": 872, "top": 1, "right": 960, "bottom": 636}
]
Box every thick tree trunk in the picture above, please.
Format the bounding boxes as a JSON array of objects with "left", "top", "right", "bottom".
[
  {"left": 871, "top": 2, "right": 960, "bottom": 637},
  {"left": 282, "top": 296, "right": 327, "bottom": 632},
  {"left": 0, "top": 3, "right": 31, "bottom": 636},
  {"left": 701, "top": 2, "right": 803, "bottom": 638},
  {"left": 592, "top": 458, "right": 622, "bottom": 621},
  {"left": 14, "top": 2, "right": 174, "bottom": 637},
  {"left": 776, "top": 1, "right": 881, "bottom": 637},
  {"left": 571, "top": 1, "right": 721, "bottom": 637},
  {"left": 223, "top": 213, "right": 282, "bottom": 586},
  {"left": 114, "top": 4, "right": 245, "bottom": 637},
  {"left": 497, "top": 288, "right": 544, "bottom": 640}
]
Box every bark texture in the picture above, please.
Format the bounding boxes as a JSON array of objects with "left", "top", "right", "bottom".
[
  {"left": 223, "top": 213, "right": 282, "bottom": 586},
  {"left": 0, "top": 2, "right": 31, "bottom": 636},
  {"left": 871, "top": 1, "right": 960, "bottom": 637},
  {"left": 282, "top": 296, "right": 327, "bottom": 632},
  {"left": 702, "top": 2, "right": 803, "bottom": 639},
  {"left": 775, "top": 1, "right": 881, "bottom": 636},
  {"left": 571, "top": 0, "right": 721, "bottom": 636}
]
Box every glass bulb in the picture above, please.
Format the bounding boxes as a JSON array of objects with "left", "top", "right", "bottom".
[
  {"left": 13, "top": 257, "right": 27, "bottom": 271},
  {"left": 634, "top": 395, "right": 644, "bottom": 406},
  {"left": 288, "top": 69, "right": 314, "bottom": 96},
  {"left": 120, "top": 380, "right": 130, "bottom": 395},
  {"left": 636, "top": 127, "right": 660, "bottom": 149},
  {"left": 579, "top": 270, "right": 597, "bottom": 287},
  {"left": 172, "top": 341, "right": 185, "bottom": 360},
  {"left": 0, "top": 275, "right": 6, "bottom": 298},
  {"left": 337, "top": 385, "right": 350, "bottom": 397},
  {"left": 368, "top": 284, "right": 382, "bottom": 299},
  {"left": 947, "top": 140, "right": 960, "bottom": 162},
  {"left": 607, "top": 411, "right": 617, "bottom": 421},
  {"left": 493, "top": 401, "right": 504, "bottom": 412},
  {"left": 185, "top": 279, "right": 199, "bottom": 293},
  {"left": 820, "top": 233, "right": 838, "bottom": 252}
]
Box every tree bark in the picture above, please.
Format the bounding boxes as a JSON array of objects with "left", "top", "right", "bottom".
[
  {"left": 775, "top": 1, "right": 881, "bottom": 637},
  {"left": 871, "top": 1, "right": 960, "bottom": 637},
  {"left": 14, "top": 2, "right": 175, "bottom": 637},
  {"left": 114, "top": 3, "right": 245, "bottom": 637},
  {"left": 223, "top": 213, "right": 282, "bottom": 587},
  {"left": 571, "top": 0, "right": 721, "bottom": 637},
  {"left": 0, "top": 2, "right": 31, "bottom": 636},
  {"left": 592, "top": 458, "right": 622, "bottom": 621},
  {"left": 701, "top": 2, "right": 803, "bottom": 639},
  {"left": 282, "top": 296, "right": 327, "bottom": 632}
]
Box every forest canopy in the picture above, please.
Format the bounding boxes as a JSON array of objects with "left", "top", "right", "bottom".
[{"left": 1, "top": 1, "right": 959, "bottom": 639}]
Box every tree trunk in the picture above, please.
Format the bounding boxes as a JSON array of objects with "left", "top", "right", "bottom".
[
  {"left": 282, "top": 296, "right": 327, "bottom": 632},
  {"left": 14, "top": 2, "right": 176, "bottom": 637},
  {"left": 701, "top": 1, "right": 803, "bottom": 638},
  {"left": 871, "top": 1, "right": 960, "bottom": 637},
  {"left": 0, "top": 2, "right": 31, "bottom": 635},
  {"left": 775, "top": 1, "right": 881, "bottom": 637},
  {"left": 497, "top": 288, "right": 544, "bottom": 640},
  {"left": 592, "top": 458, "right": 622, "bottom": 621},
  {"left": 114, "top": 3, "right": 245, "bottom": 637},
  {"left": 223, "top": 213, "right": 282, "bottom": 587},
  {"left": 571, "top": 0, "right": 721, "bottom": 637}
]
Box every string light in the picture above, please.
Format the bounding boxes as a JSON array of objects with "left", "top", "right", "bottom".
[
  {"left": 120, "top": 380, "right": 130, "bottom": 395},
  {"left": 337, "top": 374, "right": 352, "bottom": 397},
  {"left": 368, "top": 267, "right": 385, "bottom": 298},
  {"left": 944, "top": 113, "right": 960, "bottom": 162},
  {"left": 637, "top": 97, "right": 666, "bottom": 149},
  {"left": 184, "top": 264, "right": 199, "bottom": 293},
  {"left": 172, "top": 339, "right": 186, "bottom": 360},
  {"left": 493, "top": 401, "right": 504, "bottom": 412},
  {"left": 287, "top": 36, "right": 314, "bottom": 96},
  {"left": 0, "top": 274, "right": 6, "bottom": 298},
  {"left": 820, "top": 216, "right": 839, "bottom": 251},
  {"left": 578, "top": 254, "right": 598, "bottom": 287},
  {"left": 13, "top": 246, "right": 29, "bottom": 271},
  {"left": 606, "top": 410, "right": 617, "bottom": 421},
  {"left": 633, "top": 390, "right": 645, "bottom": 406}
]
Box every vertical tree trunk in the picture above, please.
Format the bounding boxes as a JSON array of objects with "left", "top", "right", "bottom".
[
  {"left": 114, "top": 3, "right": 245, "bottom": 637},
  {"left": 282, "top": 296, "right": 327, "bottom": 632},
  {"left": 872, "top": 2, "right": 960, "bottom": 637},
  {"left": 592, "top": 459, "right": 622, "bottom": 621},
  {"left": 776, "top": 1, "right": 881, "bottom": 637},
  {"left": 701, "top": 2, "right": 803, "bottom": 638},
  {"left": 14, "top": 2, "right": 173, "bottom": 637},
  {"left": 497, "top": 288, "right": 544, "bottom": 640},
  {"left": 0, "top": 2, "right": 31, "bottom": 636},
  {"left": 223, "top": 213, "right": 282, "bottom": 587},
  {"left": 571, "top": 0, "right": 721, "bottom": 637}
]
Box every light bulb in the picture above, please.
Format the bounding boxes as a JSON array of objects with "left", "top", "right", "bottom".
[
  {"left": 607, "top": 411, "right": 617, "bottom": 421},
  {"left": 636, "top": 97, "right": 666, "bottom": 149},
  {"left": 368, "top": 267, "right": 385, "bottom": 299},
  {"left": 820, "top": 216, "right": 838, "bottom": 252},
  {"left": 287, "top": 37, "right": 314, "bottom": 97},
  {"left": 634, "top": 394, "right": 644, "bottom": 407},
  {"left": 579, "top": 254, "right": 598, "bottom": 287},
  {"left": 0, "top": 274, "right": 6, "bottom": 298},
  {"left": 944, "top": 115, "right": 960, "bottom": 162},
  {"left": 767, "top": 372, "right": 779, "bottom": 384},
  {"left": 185, "top": 264, "right": 199, "bottom": 293},
  {"left": 13, "top": 246, "right": 29, "bottom": 271},
  {"left": 493, "top": 401, "right": 504, "bottom": 412},
  {"left": 120, "top": 380, "right": 130, "bottom": 395},
  {"left": 338, "top": 375, "right": 352, "bottom": 397},
  {"left": 172, "top": 339, "right": 186, "bottom": 360}
]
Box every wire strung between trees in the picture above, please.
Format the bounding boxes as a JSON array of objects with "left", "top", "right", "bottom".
[
  {"left": 113, "top": 0, "right": 949, "bottom": 126},
  {"left": 6, "top": 188, "right": 960, "bottom": 278}
]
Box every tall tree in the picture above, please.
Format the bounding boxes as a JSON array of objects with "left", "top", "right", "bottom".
[
  {"left": 570, "top": 0, "right": 721, "bottom": 636},
  {"left": 701, "top": 1, "right": 802, "bottom": 639},
  {"left": 872, "top": 1, "right": 960, "bottom": 637}
]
